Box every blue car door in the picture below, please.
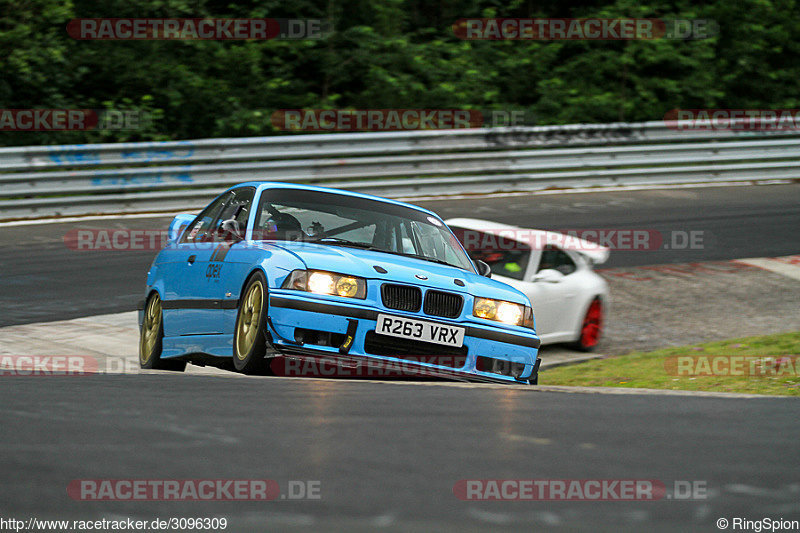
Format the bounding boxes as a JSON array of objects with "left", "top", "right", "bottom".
[
  {"left": 162, "top": 191, "right": 233, "bottom": 336},
  {"left": 192, "top": 187, "right": 257, "bottom": 335}
]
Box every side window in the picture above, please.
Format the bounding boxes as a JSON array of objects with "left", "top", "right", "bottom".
[
  {"left": 232, "top": 188, "right": 255, "bottom": 226},
  {"left": 537, "top": 245, "right": 576, "bottom": 275},
  {"left": 181, "top": 192, "right": 233, "bottom": 244},
  {"left": 209, "top": 187, "right": 255, "bottom": 241}
]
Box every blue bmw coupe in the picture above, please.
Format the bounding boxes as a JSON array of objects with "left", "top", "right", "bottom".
[{"left": 138, "top": 182, "right": 541, "bottom": 384}]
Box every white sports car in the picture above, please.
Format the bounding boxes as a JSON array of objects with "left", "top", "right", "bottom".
[{"left": 446, "top": 218, "right": 609, "bottom": 351}]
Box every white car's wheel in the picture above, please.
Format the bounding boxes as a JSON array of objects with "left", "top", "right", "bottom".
[{"left": 570, "top": 297, "right": 603, "bottom": 352}]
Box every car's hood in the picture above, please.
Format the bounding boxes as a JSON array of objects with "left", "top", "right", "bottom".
[{"left": 265, "top": 241, "right": 530, "bottom": 305}]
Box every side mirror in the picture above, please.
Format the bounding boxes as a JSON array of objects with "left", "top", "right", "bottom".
[
  {"left": 168, "top": 213, "right": 196, "bottom": 243},
  {"left": 475, "top": 259, "right": 492, "bottom": 278},
  {"left": 533, "top": 268, "right": 564, "bottom": 283},
  {"left": 220, "top": 219, "right": 244, "bottom": 243}
]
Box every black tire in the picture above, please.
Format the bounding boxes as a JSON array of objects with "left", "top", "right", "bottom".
[
  {"left": 233, "top": 272, "right": 271, "bottom": 375},
  {"left": 139, "top": 292, "right": 187, "bottom": 371}
]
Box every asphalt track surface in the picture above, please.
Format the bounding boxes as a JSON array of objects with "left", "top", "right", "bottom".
[
  {"left": 1, "top": 183, "right": 799, "bottom": 326},
  {"left": 1, "top": 375, "right": 798, "bottom": 531}
]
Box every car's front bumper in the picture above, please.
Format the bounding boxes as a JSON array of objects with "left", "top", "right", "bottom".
[{"left": 265, "top": 290, "right": 541, "bottom": 384}]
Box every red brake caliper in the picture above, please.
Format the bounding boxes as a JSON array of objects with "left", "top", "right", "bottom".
[{"left": 581, "top": 300, "right": 602, "bottom": 347}]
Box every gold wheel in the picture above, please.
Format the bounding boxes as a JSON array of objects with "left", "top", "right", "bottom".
[
  {"left": 236, "top": 280, "right": 264, "bottom": 360},
  {"left": 140, "top": 293, "right": 162, "bottom": 365}
]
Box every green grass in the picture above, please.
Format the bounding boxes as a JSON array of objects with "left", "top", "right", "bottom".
[{"left": 543, "top": 331, "right": 800, "bottom": 396}]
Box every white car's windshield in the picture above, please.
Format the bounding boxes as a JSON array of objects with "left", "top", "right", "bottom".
[{"left": 253, "top": 188, "right": 475, "bottom": 272}]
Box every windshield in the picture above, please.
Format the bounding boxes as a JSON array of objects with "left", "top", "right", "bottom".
[{"left": 253, "top": 188, "right": 475, "bottom": 272}]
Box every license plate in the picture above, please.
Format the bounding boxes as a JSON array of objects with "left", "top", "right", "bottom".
[{"left": 375, "top": 314, "right": 465, "bottom": 347}]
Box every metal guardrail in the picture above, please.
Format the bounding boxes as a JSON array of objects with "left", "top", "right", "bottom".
[{"left": 1, "top": 120, "right": 799, "bottom": 219}]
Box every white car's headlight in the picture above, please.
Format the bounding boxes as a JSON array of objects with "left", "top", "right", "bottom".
[
  {"left": 282, "top": 270, "right": 367, "bottom": 299},
  {"left": 473, "top": 297, "right": 534, "bottom": 329}
]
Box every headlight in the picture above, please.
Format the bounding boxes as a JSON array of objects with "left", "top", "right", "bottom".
[
  {"left": 497, "top": 302, "right": 522, "bottom": 324},
  {"left": 473, "top": 297, "right": 534, "bottom": 329},
  {"left": 282, "top": 270, "right": 367, "bottom": 299},
  {"left": 308, "top": 272, "right": 335, "bottom": 294}
]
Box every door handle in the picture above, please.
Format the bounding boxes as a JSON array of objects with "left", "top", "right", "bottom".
[{"left": 187, "top": 255, "right": 196, "bottom": 264}]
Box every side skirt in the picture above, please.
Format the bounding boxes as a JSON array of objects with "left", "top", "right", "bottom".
[{"left": 161, "top": 333, "right": 235, "bottom": 359}]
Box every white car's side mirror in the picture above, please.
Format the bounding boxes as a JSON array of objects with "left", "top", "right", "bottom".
[{"left": 533, "top": 268, "right": 564, "bottom": 283}]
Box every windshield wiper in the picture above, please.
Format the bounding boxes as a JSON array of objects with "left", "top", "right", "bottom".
[
  {"left": 304, "top": 236, "right": 380, "bottom": 250},
  {"left": 392, "top": 251, "right": 464, "bottom": 269}
]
